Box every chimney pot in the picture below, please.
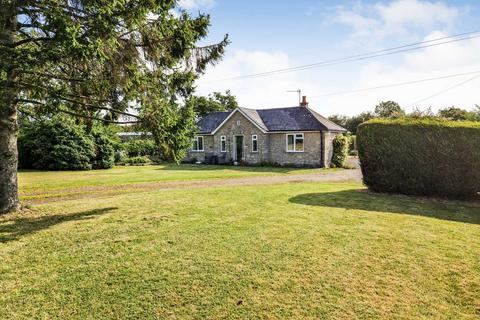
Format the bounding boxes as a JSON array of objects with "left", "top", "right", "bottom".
[{"left": 300, "top": 95, "right": 308, "bottom": 107}]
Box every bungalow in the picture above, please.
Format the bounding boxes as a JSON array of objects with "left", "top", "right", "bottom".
[{"left": 186, "top": 96, "right": 347, "bottom": 167}]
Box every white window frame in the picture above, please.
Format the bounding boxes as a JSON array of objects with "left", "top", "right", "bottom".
[
  {"left": 251, "top": 135, "right": 258, "bottom": 152},
  {"left": 286, "top": 133, "right": 304, "bottom": 152},
  {"left": 192, "top": 136, "right": 204, "bottom": 152},
  {"left": 220, "top": 135, "right": 226, "bottom": 152}
]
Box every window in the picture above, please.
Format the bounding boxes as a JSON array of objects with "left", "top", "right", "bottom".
[
  {"left": 236, "top": 120, "right": 241, "bottom": 126},
  {"left": 286, "top": 133, "right": 304, "bottom": 152},
  {"left": 220, "top": 135, "right": 226, "bottom": 152},
  {"left": 192, "top": 136, "right": 204, "bottom": 151},
  {"left": 252, "top": 135, "right": 258, "bottom": 152}
]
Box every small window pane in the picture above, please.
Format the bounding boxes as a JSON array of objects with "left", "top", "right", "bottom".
[
  {"left": 192, "top": 139, "right": 198, "bottom": 151},
  {"left": 197, "top": 137, "right": 203, "bottom": 150},
  {"left": 295, "top": 136, "right": 303, "bottom": 151},
  {"left": 220, "top": 136, "right": 226, "bottom": 152},
  {"left": 287, "top": 134, "right": 294, "bottom": 151},
  {"left": 252, "top": 140, "right": 258, "bottom": 152}
]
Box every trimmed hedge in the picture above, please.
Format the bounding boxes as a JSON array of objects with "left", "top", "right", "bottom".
[{"left": 357, "top": 118, "right": 480, "bottom": 198}]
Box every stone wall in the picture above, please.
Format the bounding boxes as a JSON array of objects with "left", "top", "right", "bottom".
[
  {"left": 268, "top": 132, "right": 322, "bottom": 167},
  {"left": 214, "top": 111, "right": 268, "bottom": 163},
  {"left": 185, "top": 111, "right": 268, "bottom": 164},
  {"left": 185, "top": 110, "right": 341, "bottom": 167},
  {"left": 322, "top": 131, "right": 341, "bottom": 167},
  {"left": 185, "top": 135, "right": 214, "bottom": 162}
]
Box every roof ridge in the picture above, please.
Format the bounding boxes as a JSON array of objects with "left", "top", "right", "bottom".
[{"left": 306, "top": 107, "right": 347, "bottom": 132}]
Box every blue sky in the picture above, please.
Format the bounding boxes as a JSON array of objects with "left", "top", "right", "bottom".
[{"left": 179, "top": 0, "right": 480, "bottom": 116}]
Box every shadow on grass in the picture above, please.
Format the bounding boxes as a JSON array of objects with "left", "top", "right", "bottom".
[
  {"left": 0, "top": 207, "right": 117, "bottom": 243},
  {"left": 289, "top": 189, "right": 480, "bottom": 225},
  {"left": 157, "top": 163, "right": 313, "bottom": 173}
]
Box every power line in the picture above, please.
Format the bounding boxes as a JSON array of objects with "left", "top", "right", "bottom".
[
  {"left": 309, "top": 70, "right": 480, "bottom": 97},
  {"left": 210, "top": 31, "right": 480, "bottom": 82},
  {"left": 409, "top": 74, "right": 480, "bottom": 106}
]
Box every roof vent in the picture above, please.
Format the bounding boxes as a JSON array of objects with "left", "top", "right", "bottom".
[{"left": 300, "top": 95, "right": 308, "bottom": 107}]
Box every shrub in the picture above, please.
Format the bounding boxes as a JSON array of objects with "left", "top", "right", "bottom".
[
  {"left": 123, "top": 156, "right": 151, "bottom": 165},
  {"left": 123, "top": 139, "right": 157, "bottom": 157},
  {"left": 18, "top": 119, "right": 95, "bottom": 170},
  {"left": 357, "top": 118, "right": 480, "bottom": 198},
  {"left": 331, "top": 134, "right": 349, "bottom": 168},
  {"left": 347, "top": 135, "right": 356, "bottom": 151},
  {"left": 90, "top": 126, "right": 115, "bottom": 169}
]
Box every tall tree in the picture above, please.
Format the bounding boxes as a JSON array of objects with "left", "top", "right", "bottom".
[
  {"left": 0, "top": 0, "right": 228, "bottom": 213},
  {"left": 374, "top": 101, "right": 405, "bottom": 118},
  {"left": 438, "top": 107, "right": 471, "bottom": 121},
  {"left": 192, "top": 90, "right": 238, "bottom": 117}
]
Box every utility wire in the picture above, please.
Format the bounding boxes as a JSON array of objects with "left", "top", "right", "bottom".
[
  {"left": 308, "top": 70, "right": 480, "bottom": 97},
  {"left": 409, "top": 74, "right": 480, "bottom": 106},
  {"left": 210, "top": 31, "right": 480, "bottom": 82}
]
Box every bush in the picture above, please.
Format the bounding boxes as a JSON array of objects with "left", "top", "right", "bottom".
[
  {"left": 358, "top": 118, "right": 480, "bottom": 198},
  {"left": 347, "top": 135, "right": 356, "bottom": 151},
  {"left": 331, "top": 134, "right": 349, "bottom": 168},
  {"left": 123, "top": 156, "right": 151, "bottom": 166},
  {"left": 123, "top": 139, "right": 157, "bottom": 157},
  {"left": 18, "top": 119, "right": 96, "bottom": 170},
  {"left": 90, "top": 126, "right": 115, "bottom": 169}
]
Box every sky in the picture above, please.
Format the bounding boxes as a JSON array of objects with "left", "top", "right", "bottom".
[{"left": 178, "top": 0, "right": 480, "bottom": 116}]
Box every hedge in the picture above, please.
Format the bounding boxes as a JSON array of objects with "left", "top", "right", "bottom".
[{"left": 357, "top": 118, "right": 480, "bottom": 198}]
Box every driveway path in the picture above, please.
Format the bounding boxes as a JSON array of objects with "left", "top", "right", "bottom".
[{"left": 24, "top": 169, "right": 362, "bottom": 205}]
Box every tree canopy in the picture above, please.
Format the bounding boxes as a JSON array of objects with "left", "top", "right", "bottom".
[
  {"left": 192, "top": 90, "right": 238, "bottom": 117},
  {"left": 374, "top": 101, "right": 405, "bottom": 118},
  {"left": 0, "top": 0, "right": 228, "bottom": 213}
]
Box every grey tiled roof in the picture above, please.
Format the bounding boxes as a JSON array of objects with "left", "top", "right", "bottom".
[
  {"left": 196, "top": 111, "right": 230, "bottom": 134},
  {"left": 196, "top": 106, "right": 347, "bottom": 134},
  {"left": 238, "top": 107, "right": 268, "bottom": 131}
]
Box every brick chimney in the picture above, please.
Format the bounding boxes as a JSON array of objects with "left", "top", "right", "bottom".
[{"left": 300, "top": 95, "right": 308, "bottom": 107}]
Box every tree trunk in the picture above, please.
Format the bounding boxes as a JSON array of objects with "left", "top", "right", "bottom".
[{"left": 0, "top": 6, "right": 20, "bottom": 214}]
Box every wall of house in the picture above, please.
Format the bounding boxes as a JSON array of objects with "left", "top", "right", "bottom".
[
  {"left": 214, "top": 111, "right": 268, "bottom": 163},
  {"left": 185, "top": 111, "right": 268, "bottom": 164},
  {"left": 185, "top": 135, "right": 214, "bottom": 163},
  {"left": 322, "top": 131, "right": 342, "bottom": 167},
  {"left": 185, "top": 110, "right": 342, "bottom": 167},
  {"left": 268, "top": 132, "right": 323, "bottom": 167}
]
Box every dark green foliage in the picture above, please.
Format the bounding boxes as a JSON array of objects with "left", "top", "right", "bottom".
[
  {"left": 18, "top": 120, "right": 95, "bottom": 171},
  {"left": 329, "top": 112, "right": 375, "bottom": 134},
  {"left": 374, "top": 101, "right": 405, "bottom": 118},
  {"left": 437, "top": 106, "right": 480, "bottom": 121},
  {"left": 123, "top": 140, "right": 157, "bottom": 157},
  {"left": 123, "top": 156, "right": 151, "bottom": 166},
  {"left": 331, "top": 135, "right": 349, "bottom": 168},
  {"left": 358, "top": 119, "right": 480, "bottom": 198},
  {"left": 90, "top": 127, "right": 116, "bottom": 169},
  {"left": 192, "top": 90, "right": 239, "bottom": 117}
]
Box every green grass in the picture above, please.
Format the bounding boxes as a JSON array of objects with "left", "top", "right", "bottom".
[
  {"left": 18, "top": 164, "right": 333, "bottom": 196},
  {"left": 1, "top": 176, "right": 480, "bottom": 319}
]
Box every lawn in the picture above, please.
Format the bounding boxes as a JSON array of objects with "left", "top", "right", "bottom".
[
  {"left": 2, "top": 169, "right": 480, "bottom": 319},
  {"left": 18, "top": 164, "right": 333, "bottom": 200}
]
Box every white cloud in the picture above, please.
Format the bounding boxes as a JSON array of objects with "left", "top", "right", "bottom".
[
  {"left": 334, "top": 0, "right": 459, "bottom": 43},
  {"left": 195, "top": 49, "right": 319, "bottom": 109},
  {"left": 318, "top": 31, "right": 480, "bottom": 115},
  {"left": 178, "top": 0, "right": 215, "bottom": 10},
  {"left": 196, "top": 31, "right": 480, "bottom": 117}
]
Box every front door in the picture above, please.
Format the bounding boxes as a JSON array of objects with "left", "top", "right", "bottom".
[{"left": 234, "top": 136, "right": 243, "bottom": 161}]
